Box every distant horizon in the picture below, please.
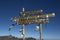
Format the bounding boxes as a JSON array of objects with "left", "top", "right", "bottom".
[{"left": 0, "top": 35, "right": 60, "bottom": 40}]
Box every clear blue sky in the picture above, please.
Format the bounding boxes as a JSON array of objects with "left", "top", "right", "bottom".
[{"left": 0, "top": 0, "right": 60, "bottom": 39}]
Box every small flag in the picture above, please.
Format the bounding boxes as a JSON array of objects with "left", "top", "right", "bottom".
[
  {"left": 19, "top": 29, "right": 24, "bottom": 35},
  {"left": 9, "top": 26, "right": 13, "bottom": 31},
  {"left": 34, "top": 26, "right": 39, "bottom": 31},
  {"left": 9, "top": 23, "right": 16, "bottom": 31}
]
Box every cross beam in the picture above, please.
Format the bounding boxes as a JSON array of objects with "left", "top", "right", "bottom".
[{"left": 11, "top": 13, "right": 55, "bottom": 24}]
